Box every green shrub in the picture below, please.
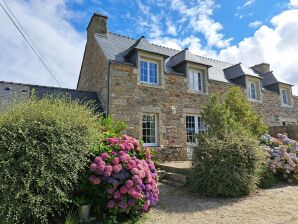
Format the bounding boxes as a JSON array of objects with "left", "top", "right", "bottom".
[
  {"left": 190, "top": 132, "right": 266, "bottom": 197},
  {"left": 224, "top": 86, "right": 268, "bottom": 136},
  {"left": 0, "top": 97, "right": 99, "bottom": 223},
  {"left": 190, "top": 92, "right": 267, "bottom": 197},
  {"left": 259, "top": 168, "right": 279, "bottom": 189}
]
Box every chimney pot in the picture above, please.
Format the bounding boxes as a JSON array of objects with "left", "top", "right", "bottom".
[
  {"left": 250, "top": 63, "right": 270, "bottom": 74},
  {"left": 87, "top": 12, "right": 108, "bottom": 38}
]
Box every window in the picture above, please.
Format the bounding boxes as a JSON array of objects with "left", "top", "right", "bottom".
[
  {"left": 142, "top": 114, "right": 157, "bottom": 146},
  {"left": 140, "top": 60, "right": 158, "bottom": 84},
  {"left": 281, "top": 88, "right": 290, "bottom": 105},
  {"left": 188, "top": 69, "right": 203, "bottom": 92},
  {"left": 248, "top": 81, "right": 257, "bottom": 100},
  {"left": 186, "top": 116, "right": 206, "bottom": 143}
]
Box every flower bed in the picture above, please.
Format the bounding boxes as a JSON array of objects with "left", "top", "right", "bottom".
[
  {"left": 89, "top": 135, "right": 158, "bottom": 219},
  {"left": 260, "top": 133, "right": 298, "bottom": 183}
]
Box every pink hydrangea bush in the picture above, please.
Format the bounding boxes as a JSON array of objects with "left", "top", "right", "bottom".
[
  {"left": 260, "top": 134, "right": 298, "bottom": 183},
  {"left": 89, "top": 135, "right": 158, "bottom": 217}
]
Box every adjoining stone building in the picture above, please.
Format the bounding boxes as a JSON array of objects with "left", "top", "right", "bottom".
[
  {"left": 0, "top": 81, "right": 101, "bottom": 112},
  {"left": 77, "top": 13, "right": 298, "bottom": 157}
]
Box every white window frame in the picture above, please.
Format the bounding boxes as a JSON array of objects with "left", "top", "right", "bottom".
[
  {"left": 247, "top": 80, "right": 261, "bottom": 102},
  {"left": 186, "top": 115, "right": 206, "bottom": 144},
  {"left": 142, "top": 114, "right": 158, "bottom": 147},
  {"left": 248, "top": 81, "right": 257, "bottom": 100},
  {"left": 188, "top": 69, "right": 203, "bottom": 92},
  {"left": 280, "top": 88, "right": 291, "bottom": 107},
  {"left": 139, "top": 59, "right": 159, "bottom": 85}
]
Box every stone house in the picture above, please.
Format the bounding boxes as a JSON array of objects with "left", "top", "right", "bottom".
[{"left": 77, "top": 13, "right": 298, "bottom": 157}]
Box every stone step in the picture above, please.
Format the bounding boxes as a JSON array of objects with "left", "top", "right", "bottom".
[
  {"left": 160, "top": 179, "right": 184, "bottom": 188},
  {"left": 157, "top": 163, "right": 191, "bottom": 175},
  {"left": 164, "top": 172, "right": 187, "bottom": 184},
  {"left": 157, "top": 170, "right": 167, "bottom": 180}
]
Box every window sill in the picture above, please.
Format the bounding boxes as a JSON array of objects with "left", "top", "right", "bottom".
[
  {"left": 143, "top": 143, "right": 159, "bottom": 147},
  {"left": 281, "top": 104, "right": 293, "bottom": 108},
  {"left": 187, "top": 89, "right": 206, "bottom": 95},
  {"left": 137, "top": 81, "right": 164, "bottom": 89},
  {"left": 248, "top": 98, "right": 262, "bottom": 103}
]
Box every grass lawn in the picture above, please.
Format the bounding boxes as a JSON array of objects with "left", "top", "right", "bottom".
[{"left": 143, "top": 183, "right": 298, "bottom": 224}]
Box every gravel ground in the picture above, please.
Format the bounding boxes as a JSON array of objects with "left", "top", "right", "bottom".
[{"left": 143, "top": 183, "right": 298, "bottom": 224}]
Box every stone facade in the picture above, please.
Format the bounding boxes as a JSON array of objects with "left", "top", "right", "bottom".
[
  {"left": 77, "top": 13, "right": 298, "bottom": 159},
  {"left": 103, "top": 62, "right": 298, "bottom": 159},
  {"left": 77, "top": 32, "right": 109, "bottom": 112}
]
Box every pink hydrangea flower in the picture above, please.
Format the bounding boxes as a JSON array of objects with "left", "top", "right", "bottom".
[
  {"left": 106, "top": 188, "right": 115, "bottom": 194},
  {"left": 128, "top": 188, "right": 136, "bottom": 196},
  {"left": 113, "top": 164, "right": 122, "bottom": 173},
  {"left": 125, "top": 179, "right": 134, "bottom": 188},
  {"left": 90, "top": 163, "right": 97, "bottom": 171},
  {"left": 119, "top": 144, "right": 125, "bottom": 150},
  {"left": 118, "top": 200, "right": 127, "bottom": 209},
  {"left": 94, "top": 156, "right": 102, "bottom": 163},
  {"left": 133, "top": 192, "right": 143, "bottom": 199},
  {"left": 89, "top": 175, "right": 101, "bottom": 185},
  {"left": 131, "top": 168, "right": 140, "bottom": 175},
  {"left": 101, "top": 152, "right": 109, "bottom": 160},
  {"left": 112, "top": 157, "right": 120, "bottom": 165},
  {"left": 120, "top": 186, "right": 128, "bottom": 194},
  {"left": 104, "top": 165, "right": 113, "bottom": 173},
  {"left": 107, "top": 200, "right": 116, "bottom": 209},
  {"left": 113, "top": 191, "right": 121, "bottom": 199}
]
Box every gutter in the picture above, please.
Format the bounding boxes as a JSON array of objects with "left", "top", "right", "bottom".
[{"left": 106, "top": 60, "right": 111, "bottom": 117}]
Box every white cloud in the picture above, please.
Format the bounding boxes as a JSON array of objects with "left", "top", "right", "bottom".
[
  {"left": 243, "top": 0, "right": 255, "bottom": 8},
  {"left": 290, "top": 0, "right": 298, "bottom": 7},
  {"left": 166, "top": 20, "right": 177, "bottom": 36},
  {"left": 170, "top": 0, "right": 232, "bottom": 48},
  {"left": 0, "top": 0, "right": 85, "bottom": 88},
  {"left": 219, "top": 9, "right": 298, "bottom": 95},
  {"left": 249, "top": 20, "right": 263, "bottom": 28}
]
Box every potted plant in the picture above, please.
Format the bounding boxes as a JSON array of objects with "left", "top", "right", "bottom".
[{"left": 75, "top": 196, "right": 91, "bottom": 221}]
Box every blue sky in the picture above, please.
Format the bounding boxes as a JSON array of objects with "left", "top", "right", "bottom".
[
  {"left": 68, "top": 0, "right": 287, "bottom": 46},
  {"left": 0, "top": 0, "right": 298, "bottom": 94}
]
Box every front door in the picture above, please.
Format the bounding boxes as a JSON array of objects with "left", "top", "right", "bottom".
[{"left": 186, "top": 115, "right": 206, "bottom": 159}]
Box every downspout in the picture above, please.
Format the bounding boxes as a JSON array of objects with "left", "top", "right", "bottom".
[{"left": 106, "top": 60, "right": 111, "bottom": 117}]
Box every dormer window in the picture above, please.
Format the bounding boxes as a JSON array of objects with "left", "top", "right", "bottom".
[
  {"left": 281, "top": 89, "right": 289, "bottom": 105},
  {"left": 248, "top": 81, "right": 257, "bottom": 100},
  {"left": 188, "top": 69, "right": 203, "bottom": 92},
  {"left": 247, "top": 79, "right": 261, "bottom": 102},
  {"left": 140, "top": 60, "right": 158, "bottom": 84},
  {"left": 280, "top": 87, "right": 292, "bottom": 107}
]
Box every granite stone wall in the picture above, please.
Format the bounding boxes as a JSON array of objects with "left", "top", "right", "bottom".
[{"left": 105, "top": 62, "right": 298, "bottom": 159}]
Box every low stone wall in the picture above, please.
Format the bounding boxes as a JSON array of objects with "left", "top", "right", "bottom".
[{"left": 269, "top": 125, "right": 298, "bottom": 140}]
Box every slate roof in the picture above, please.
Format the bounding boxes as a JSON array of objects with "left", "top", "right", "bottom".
[
  {"left": 224, "top": 63, "right": 261, "bottom": 80},
  {"left": 167, "top": 48, "right": 212, "bottom": 68},
  {"left": 95, "top": 32, "right": 234, "bottom": 83},
  {"left": 0, "top": 81, "right": 102, "bottom": 112},
  {"left": 259, "top": 72, "right": 279, "bottom": 86}
]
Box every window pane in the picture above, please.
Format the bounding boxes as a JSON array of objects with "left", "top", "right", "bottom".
[
  {"left": 282, "top": 89, "right": 288, "bottom": 104},
  {"left": 186, "top": 116, "right": 195, "bottom": 143},
  {"left": 149, "top": 62, "right": 157, "bottom": 84},
  {"left": 198, "top": 73, "right": 202, "bottom": 91},
  {"left": 250, "top": 83, "right": 256, "bottom": 99},
  {"left": 142, "top": 114, "right": 156, "bottom": 144},
  {"left": 140, "top": 61, "right": 148, "bottom": 82}
]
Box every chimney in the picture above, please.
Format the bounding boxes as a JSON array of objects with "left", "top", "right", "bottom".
[
  {"left": 250, "top": 63, "right": 271, "bottom": 74},
  {"left": 87, "top": 13, "right": 108, "bottom": 39}
]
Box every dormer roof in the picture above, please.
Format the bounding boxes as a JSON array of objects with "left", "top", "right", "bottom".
[
  {"left": 224, "top": 63, "right": 262, "bottom": 80},
  {"left": 123, "top": 36, "right": 169, "bottom": 58},
  {"left": 167, "top": 48, "right": 212, "bottom": 68}
]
